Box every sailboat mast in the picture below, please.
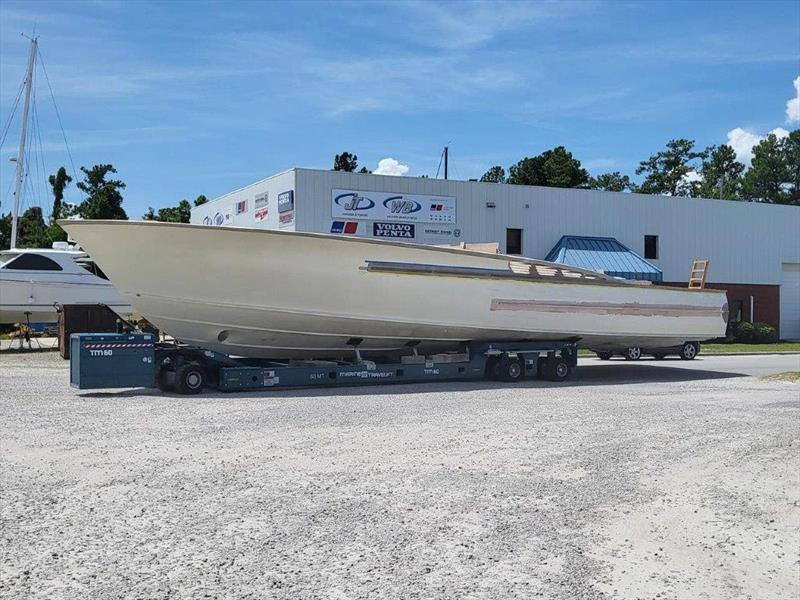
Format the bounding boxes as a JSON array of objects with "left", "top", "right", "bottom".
[{"left": 10, "top": 36, "right": 38, "bottom": 249}]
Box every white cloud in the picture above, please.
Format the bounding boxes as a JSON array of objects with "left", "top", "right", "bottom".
[
  {"left": 787, "top": 76, "right": 800, "bottom": 123},
  {"left": 682, "top": 170, "right": 702, "bottom": 184},
  {"left": 726, "top": 126, "right": 789, "bottom": 166},
  {"left": 373, "top": 158, "right": 409, "bottom": 176}
]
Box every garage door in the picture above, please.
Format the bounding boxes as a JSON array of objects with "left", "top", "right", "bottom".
[{"left": 781, "top": 263, "right": 800, "bottom": 340}]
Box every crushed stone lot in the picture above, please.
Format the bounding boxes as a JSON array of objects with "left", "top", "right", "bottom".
[{"left": 1, "top": 352, "right": 799, "bottom": 599}]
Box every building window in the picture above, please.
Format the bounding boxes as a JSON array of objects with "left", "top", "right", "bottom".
[
  {"left": 644, "top": 235, "right": 658, "bottom": 260},
  {"left": 506, "top": 228, "right": 522, "bottom": 255},
  {"left": 3, "top": 253, "right": 63, "bottom": 271}
]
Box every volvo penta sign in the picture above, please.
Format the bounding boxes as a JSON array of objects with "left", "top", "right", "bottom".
[{"left": 332, "top": 189, "right": 456, "bottom": 223}]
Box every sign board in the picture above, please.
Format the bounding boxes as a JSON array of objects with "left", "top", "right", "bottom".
[
  {"left": 278, "top": 190, "right": 294, "bottom": 213},
  {"left": 373, "top": 222, "right": 415, "bottom": 239},
  {"left": 331, "top": 221, "right": 359, "bottom": 234},
  {"left": 332, "top": 189, "right": 456, "bottom": 223},
  {"left": 254, "top": 192, "right": 269, "bottom": 222}
]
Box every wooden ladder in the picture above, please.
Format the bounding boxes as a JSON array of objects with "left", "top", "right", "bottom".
[{"left": 688, "top": 259, "right": 709, "bottom": 289}]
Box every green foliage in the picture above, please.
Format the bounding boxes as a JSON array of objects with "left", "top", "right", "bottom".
[
  {"left": 359, "top": 166, "right": 370, "bottom": 173},
  {"left": 733, "top": 321, "right": 778, "bottom": 343},
  {"left": 333, "top": 152, "right": 358, "bottom": 172},
  {"left": 697, "top": 145, "right": 744, "bottom": 200},
  {"left": 786, "top": 129, "right": 800, "bottom": 204},
  {"left": 15, "top": 207, "right": 50, "bottom": 248},
  {"left": 507, "top": 147, "right": 589, "bottom": 188},
  {"left": 193, "top": 194, "right": 209, "bottom": 207},
  {"left": 636, "top": 139, "right": 709, "bottom": 196},
  {"left": 589, "top": 172, "right": 633, "bottom": 192},
  {"left": 0, "top": 213, "right": 11, "bottom": 250},
  {"left": 741, "top": 133, "right": 789, "bottom": 203},
  {"left": 480, "top": 166, "right": 506, "bottom": 183},
  {"left": 754, "top": 322, "right": 778, "bottom": 343},
  {"left": 76, "top": 164, "right": 128, "bottom": 220},
  {"left": 48, "top": 167, "right": 73, "bottom": 222},
  {"left": 143, "top": 199, "right": 192, "bottom": 223},
  {"left": 733, "top": 321, "right": 755, "bottom": 342}
]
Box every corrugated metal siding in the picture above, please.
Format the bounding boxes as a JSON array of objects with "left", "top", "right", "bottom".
[
  {"left": 293, "top": 169, "right": 800, "bottom": 285},
  {"left": 191, "top": 168, "right": 800, "bottom": 286}
]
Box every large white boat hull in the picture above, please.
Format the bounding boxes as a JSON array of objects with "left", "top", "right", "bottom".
[{"left": 60, "top": 221, "right": 728, "bottom": 358}]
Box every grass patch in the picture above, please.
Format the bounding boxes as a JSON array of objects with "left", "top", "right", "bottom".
[
  {"left": 759, "top": 371, "right": 800, "bottom": 382},
  {"left": 701, "top": 342, "right": 800, "bottom": 354}
]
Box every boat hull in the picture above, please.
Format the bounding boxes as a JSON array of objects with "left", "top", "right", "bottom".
[
  {"left": 60, "top": 221, "right": 728, "bottom": 358},
  {"left": 0, "top": 276, "right": 132, "bottom": 324}
]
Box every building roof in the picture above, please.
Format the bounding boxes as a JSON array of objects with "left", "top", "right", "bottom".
[{"left": 545, "top": 235, "right": 662, "bottom": 282}]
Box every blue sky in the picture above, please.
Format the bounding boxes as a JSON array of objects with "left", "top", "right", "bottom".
[{"left": 1, "top": 0, "right": 798, "bottom": 219}]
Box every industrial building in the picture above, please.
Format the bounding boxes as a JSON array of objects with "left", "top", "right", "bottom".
[{"left": 191, "top": 168, "right": 800, "bottom": 339}]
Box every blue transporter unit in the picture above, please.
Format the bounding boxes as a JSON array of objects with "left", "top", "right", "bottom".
[{"left": 69, "top": 333, "right": 579, "bottom": 394}]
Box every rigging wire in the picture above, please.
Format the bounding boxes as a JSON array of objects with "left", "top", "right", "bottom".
[
  {"left": 36, "top": 46, "right": 77, "bottom": 181},
  {"left": 0, "top": 75, "right": 27, "bottom": 153},
  {"left": 435, "top": 147, "right": 444, "bottom": 179}
]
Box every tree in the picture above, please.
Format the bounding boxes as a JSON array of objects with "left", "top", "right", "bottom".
[
  {"left": 697, "top": 145, "right": 744, "bottom": 200},
  {"left": 480, "top": 166, "right": 506, "bottom": 183},
  {"left": 193, "top": 194, "right": 208, "bottom": 206},
  {"left": 507, "top": 146, "right": 589, "bottom": 188},
  {"left": 358, "top": 166, "right": 370, "bottom": 174},
  {"left": 76, "top": 164, "right": 128, "bottom": 220},
  {"left": 16, "top": 207, "right": 50, "bottom": 248},
  {"left": 589, "top": 172, "right": 633, "bottom": 192},
  {"left": 741, "top": 133, "right": 790, "bottom": 203},
  {"left": 0, "top": 213, "right": 11, "bottom": 250},
  {"left": 636, "top": 139, "right": 709, "bottom": 196},
  {"left": 333, "top": 152, "right": 358, "bottom": 172},
  {"left": 784, "top": 129, "right": 800, "bottom": 205},
  {"left": 48, "top": 167, "right": 73, "bottom": 222},
  {"left": 143, "top": 199, "right": 192, "bottom": 223}
]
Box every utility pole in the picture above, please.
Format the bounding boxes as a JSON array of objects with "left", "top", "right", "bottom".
[
  {"left": 444, "top": 146, "right": 448, "bottom": 180},
  {"left": 10, "top": 36, "right": 37, "bottom": 249}
]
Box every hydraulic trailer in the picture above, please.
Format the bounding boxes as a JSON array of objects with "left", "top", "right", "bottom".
[{"left": 70, "top": 333, "right": 579, "bottom": 394}]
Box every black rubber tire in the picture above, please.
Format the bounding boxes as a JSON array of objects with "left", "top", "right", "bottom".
[
  {"left": 499, "top": 355, "right": 523, "bottom": 382},
  {"left": 156, "top": 367, "right": 174, "bottom": 392},
  {"left": 596, "top": 351, "right": 613, "bottom": 361},
  {"left": 680, "top": 342, "right": 699, "bottom": 360},
  {"left": 174, "top": 362, "right": 205, "bottom": 395},
  {"left": 545, "top": 358, "right": 571, "bottom": 382},
  {"left": 624, "top": 347, "right": 642, "bottom": 361}
]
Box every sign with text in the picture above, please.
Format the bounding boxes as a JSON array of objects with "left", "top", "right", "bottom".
[
  {"left": 332, "top": 189, "right": 456, "bottom": 223},
  {"left": 373, "top": 222, "right": 415, "bottom": 238}
]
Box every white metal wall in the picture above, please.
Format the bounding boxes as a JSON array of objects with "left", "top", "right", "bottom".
[
  {"left": 190, "top": 169, "right": 296, "bottom": 231},
  {"left": 191, "top": 168, "right": 800, "bottom": 286},
  {"left": 294, "top": 168, "right": 800, "bottom": 285}
]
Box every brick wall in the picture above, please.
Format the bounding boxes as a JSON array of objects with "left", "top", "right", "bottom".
[{"left": 661, "top": 282, "right": 780, "bottom": 336}]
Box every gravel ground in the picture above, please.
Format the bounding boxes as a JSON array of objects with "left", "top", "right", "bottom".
[{"left": 1, "top": 352, "right": 798, "bottom": 599}]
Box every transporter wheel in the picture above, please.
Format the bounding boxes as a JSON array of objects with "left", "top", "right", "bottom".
[
  {"left": 174, "top": 362, "right": 205, "bottom": 395},
  {"left": 499, "top": 355, "right": 523, "bottom": 382},
  {"left": 596, "top": 351, "right": 613, "bottom": 361},
  {"left": 545, "top": 358, "right": 571, "bottom": 382},
  {"left": 680, "top": 342, "right": 699, "bottom": 360},
  {"left": 156, "top": 367, "right": 174, "bottom": 392},
  {"left": 624, "top": 347, "right": 642, "bottom": 361}
]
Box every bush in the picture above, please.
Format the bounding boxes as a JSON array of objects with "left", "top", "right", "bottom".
[
  {"left": 753, "top": 322, "right": 778, "bottom": 343},
  {"left": 733, "top": 321, "right": 778, "bottom": 343},
  {"left": 734, "top": 321, "right": 755, "bottom": 343}
]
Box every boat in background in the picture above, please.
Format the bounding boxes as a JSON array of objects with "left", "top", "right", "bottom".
[
  {"left": 0, "top": 243, "right": 133, "bottom": 324},
  {"left": 59, "top": 220, "right": 728, "bottom": 359}
]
